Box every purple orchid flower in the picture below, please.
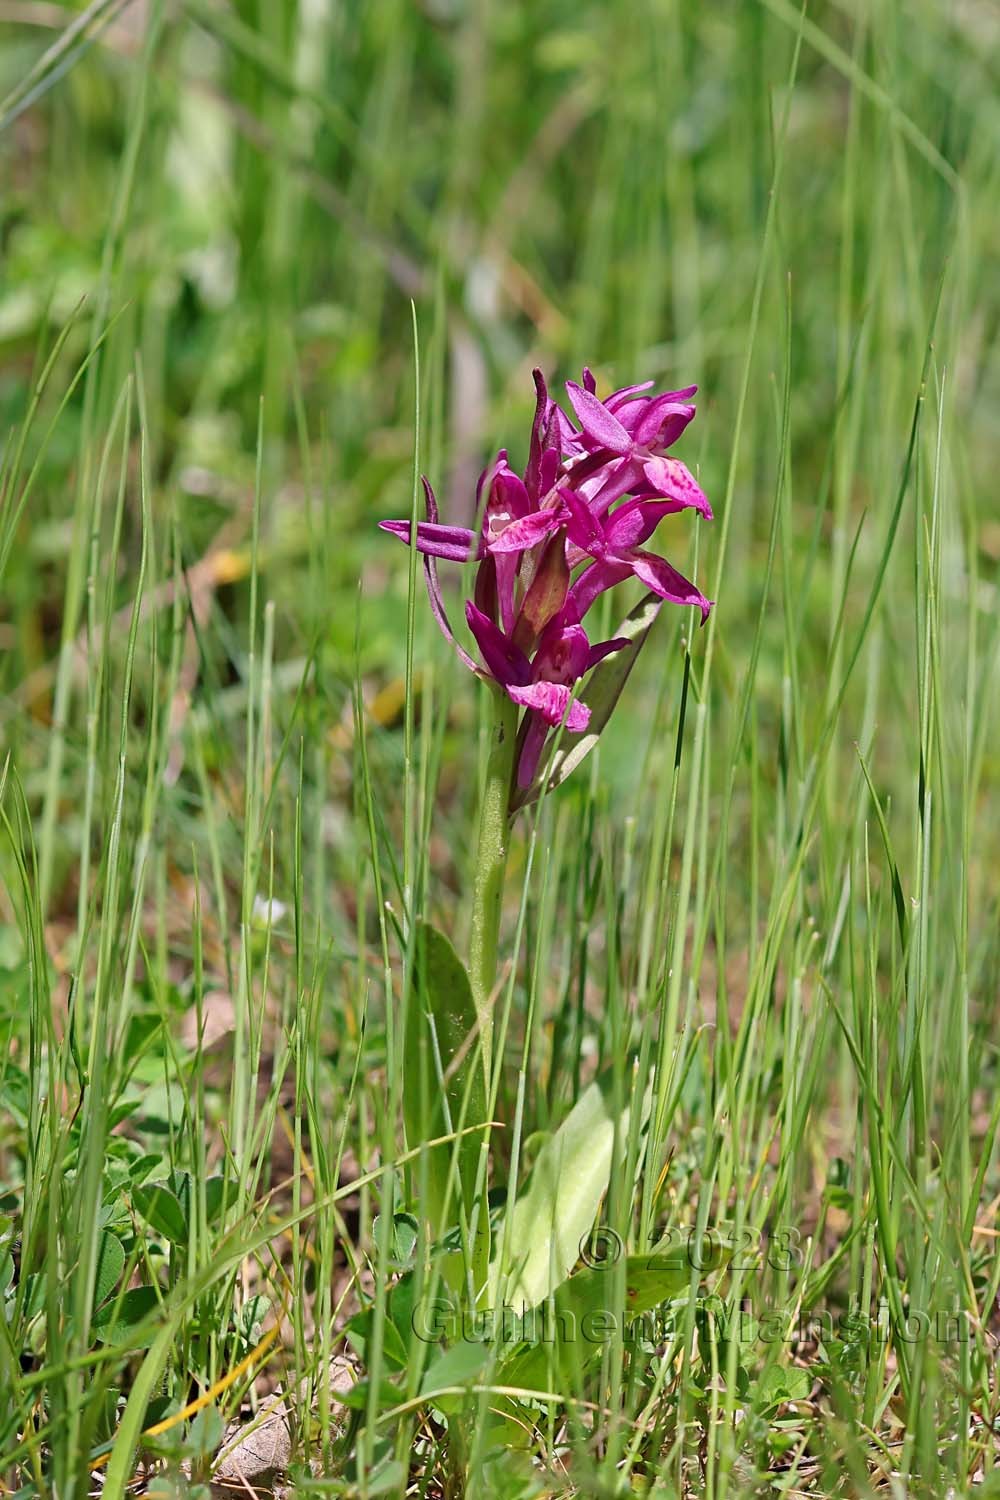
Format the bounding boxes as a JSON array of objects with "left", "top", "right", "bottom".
[
  {"left": 378, "top": 365, "right": 714, "bottom": 795},
  {"left": 465, "top": 604, "right": 626, "bottom": 788},
  {"left": 561, "top": 489, "right": 713, "bottom": 625}
]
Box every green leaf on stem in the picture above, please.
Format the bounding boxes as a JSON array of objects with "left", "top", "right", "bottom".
[{"left": 514, "top": 591, "right": 662, "bottom": 809}]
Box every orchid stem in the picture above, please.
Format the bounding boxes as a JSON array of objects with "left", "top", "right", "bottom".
[{"left": 468, "top": 688, "right": 518, "bottom": 1081}]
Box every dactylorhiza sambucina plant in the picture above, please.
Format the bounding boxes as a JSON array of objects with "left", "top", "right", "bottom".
[{"left": 381, "top": 367, "right": 713, "bottom": 1074}]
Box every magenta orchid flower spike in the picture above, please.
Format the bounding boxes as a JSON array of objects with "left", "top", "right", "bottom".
[{"left": 379, "top": 366, "right": 713, "bottom": 796}]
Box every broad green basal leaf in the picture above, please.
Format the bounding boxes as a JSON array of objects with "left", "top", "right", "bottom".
[
  {"left": 495, "top": 1247, "right": 700, "bottom": 1392},
  {"left": 489, "top": 1073, "right": 633, "bottom": 1310}
]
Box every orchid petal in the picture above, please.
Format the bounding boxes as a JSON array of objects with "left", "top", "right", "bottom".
[
  {"left": 474, "top": 552, "right": 499, "bottom": 621},
  {"left": 378, "top": 518, "right": 481, "bottom": 563},
  {"left": 611, "top": 393, "right": 697, "bottom": 445},
  {"left": 635, "top": 400, "right": 696, "bottom": 450},
  {"left": 488, "top": 506, "right": 565, "bottom": 555},
  {"left": 604, "top": 380, "right": 655, "bottom": 411},
  {"left": 475, "top": 461, "right": 489, "bottom": 510},
  {"left": 580, "top": 456, "right": 648, "bottom": 517},
  {"left": 564, "top": 382, "right": 633, "bottom": 455},
  {"left": 567, "top": 559, "right": 634, "bottom": 621},
  {"left": 495, "top": 551, "right": 519, "bottom": 635},
  {"left": 526, "top": 369, "right": 550, "bottom": 501},
  {"left": 639, "top": 457, "right": 712, "bottom": 518},
  {"left": 603, "top": 499, "right": 687, "bottom": 549},
  {"left": 485, "top": 460, "right": 531, "bottom": 526},
  {"left": 586, "top": 636, "right": 629, "bottom": 669},
  {"left": 539, "top": 447, "right": 560, "bottom": 495},
  {"left": 528, "top": 368, "right": 584, "bottom": 474},
  {"left": 533, "top": 619, "right": 590, "bottom": 682},
  {"left": 507, "top": 680, "right": 591, "bottom": 732},
  {"left": 625, "top": 549, "right": 713, "bottom": 623},
  {"left": 611, "top": 383, "right": 696, "bottom": 417},
  {"left": 561, "top": 489, "right": 604, "bottom": 554},
  {"left": 465, "top": 601, "right": 532, "bottom": 687},
  {"left": 546, "top": 404, "right": 583, "bottom": 456}
]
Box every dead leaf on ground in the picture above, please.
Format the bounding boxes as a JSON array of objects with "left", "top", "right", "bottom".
[
  {"left": 180, "top": 990, "right": 237, "bottom": 1051},
  {"left": 210, "top": 1358, "right": 356, "bottom": 1496}
]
